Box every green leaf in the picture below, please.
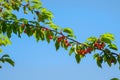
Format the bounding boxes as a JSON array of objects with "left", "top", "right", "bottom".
[
  {"left": 108, "top": 44, "right": 118, "bottom": 51},
  {"left": 63, "top": 28, "right": 73, "bottom": 34},
  {"left": 55, "top": 40, "right": 60, "bottom": 51},
  {"left": 5, "top": 58, "right": 14, "bottom": 66},
  {"left": 93, "top": 53, "right": 99, "bottom": 59},
  {"left": 87, "top": 37, "right": 97, "bottom": 42},
  {"left": 45, "top": 31, "right": 50, "bottom": 43},
  {"left": 19, "top": 18, "right": 28, "bottom": 24},
  {"left": 75, "top": 54, "right": 81, "bottom": 63},
  {"left": 97, "top": 58, "right": 102, "bottom": 68},
  {"left": 34, "top": 29, "right": 40, "bottom": 42},
  {"left": 117, "top": 55, "right": 120, "bottom": 64},
  {"left": 39, "top": 30, "right": 45, "bottom": 41},
  {"left": 7, "top": 26, "right": 12, "bottom": 38},
  {"left": 107, "top": 59, "right": 112, "bottom": 67},
  {"left": 0, "top": 66, "right": 2, "bottom": 69},
  {"left": 100, "top": 33, "right": 114, "bottom": 44},
  {"left": 2, "top": 54, "right": 9, "bottom": 58},
  {"left": 0, "top": 49, "right": 2, "bottom": 53},
  {"left": 111, "top": 78, "right": 120, "bottom": 80},
  {"left": 69, "top": 47, "right": 74, "bottom": 56},
  {"left": 48, "top": 22, "right": 60, "bottom": 30},
  {"left": 101, "top": 37, "right": 111, "bottom": 44}
]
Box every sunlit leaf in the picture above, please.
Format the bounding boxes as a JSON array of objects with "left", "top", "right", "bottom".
[{"left": 108, "top": 44, "right": 118, "bottom": 51}]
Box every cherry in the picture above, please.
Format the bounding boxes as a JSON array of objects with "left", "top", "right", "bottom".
[
  {"left": 64, "top": 39, "right": 68, "bottom": 43},
  {"left": 101, "top": 42, "right": 105, "bottom": 48},
  {"left": 49, "top": 35, "right": 53, "bottom": 40},
  {"left": 45, "top": 28, "right": 48, "bottom": 31},
  {"left": 67, "top": 43, "right": 71, "bottom": 47},
  {"left": 87, "top": 47, "right": 93, "bottom": 53},
  {"left": 0, "top": 8, "right": 2, "bottom": 13},
  {"left": 94, "top": 42, "right": 99, "bottom": 47},
  {"left": 57, "top": 37, "right": 62, "bottom": 43},
  {"left": 41, "top": 28, "right": 45, "bottom": 31},
  {"left": 24, "top": 30, "right": 27, "bottom": 33},
  {"left": 77, "top": 50, "right": 81, "bottom": 54},
  {"left": 21, "top": 24, "right": 25, "bottom": 28},
  {"left": 61, "top": 36, "right": 65, "bottom": 39}
]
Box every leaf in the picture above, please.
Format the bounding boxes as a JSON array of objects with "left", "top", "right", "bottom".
[
  {"left": 101, "top": 37, "right": 111, "bottom": 44},
  {"left": 63, "top": 28, "right": 73, "bottom": 34},
  {"left": 107, "top": 59, "right": 112, "bottom": 67},
  {"left": 117, "top": 55, "right": 120, "bottom": 64},
  {"left": 87, "top": 37, "right": 97, "bottom": 42},
  {"left": 5, "top": 58, "right": 14, "bottom": 66},
  {"left": 111, "top": 78, "right": 120, "bottom": 80},
  {"left": 69, "top": 47, "right": 75, "bottom": 56},
  {"left": 93, "top": 53, "right": 99, "bottom": 59},
  {"left": 45, "top": 31, "right": 50, "bottom": 43},
  {"left": 7, "top": 26, "right": 12, "bottom": 38},
  {"left": 49, "top": 22, "right": 60, "bottom": 30},
  {"left": 0, "top": 66, "right": 2, "bottom": 68},
  {"left": 19, "top": 18, "right": 28, "bottom": 24},
  {"left": 55, "top": 40, "right": 60, "bottom": 51},
  {"left": 97, "top": 58, "right": 102, "bottom": 68},
  {"left": 100, "top": 33, "right": 114, "bottom": 44},
  {"left": 2, "top": 54, "right": 9, "bottom": 58},
  {"left": 0, "top": 49, "right": 2, "bottom": 53},
  {"left": 75, "top": 54, "right": 81, "bottom": 63},
  {"left": 108, "top": 44, "right": 118, "bottom": 51},
  {"left": 39, "top": 30, "right": 45, "bottom": 41}
]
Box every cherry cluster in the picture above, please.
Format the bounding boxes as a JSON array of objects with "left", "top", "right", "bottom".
[
  {"left": 77, "top": 47, "right": 93, "bottom": 55},
  {"left": 57, "top": 36, "right": 71, "bottom": 47},
  {"left": 21, "top": 24, "right": 72, "bottom": 47},
  {"left": 94, "top": 40, "right": 105, "bottom": 50}
]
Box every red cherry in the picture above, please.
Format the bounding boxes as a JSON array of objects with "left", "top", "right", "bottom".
[
  {"left": 87, "top": 47, "right": 93, "bottom": 53},
  {"left": 97, "top": 45, "right": 101, "bottom": 50},
  {"left": 81, "top": 50, "right": 86, "bottom": 55},
  {"left": 57, "top": 37, "right": 62, "bottom": 43},
  {"left": 65, "top": 43, "right": 71, "bottom": 47},
  {"left": 110, "top": 59, "right": 115, "bottom": 63},
  {"left": 64, "top": 39, "right": 68, "bottom": 43},
  {"left": 77, "top": 50, "right": 81, "bottom": 54},
  {"left": 101, "top": 42, "right": 105, "bottom": 48},
  {"left": 45, "top": 28, "right": 48, "bottom": 31},
  {"left": 24, "top": 30, "right": 27, "bottom": 33},
  {"left": 94, "top": 42, "right": 98, "bottom": 47},
  {"left": 61, "top": 36, "right": 65, "bottom": 39},
  {"left": 68, "top": 43, "right": 71, "bottom": 46},
  {"left": 41, "top": 28, "right": 45, "bottom": 31},
  {"left": 49, "top": 35, "right": 53, "bottom": 40}
]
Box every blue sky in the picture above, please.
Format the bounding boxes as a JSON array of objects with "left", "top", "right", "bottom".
[{"left": 0, "top": 0, "right": 120, "bottom": 80}]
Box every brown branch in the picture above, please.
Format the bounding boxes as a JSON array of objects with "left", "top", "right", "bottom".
[{"left": 0, "top": 19, "right": 119, "bottom": 57}]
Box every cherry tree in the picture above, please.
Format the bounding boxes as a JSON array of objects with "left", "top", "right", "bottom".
[{"left": 0, "top": 0, "right": 120, "bottom": 80}]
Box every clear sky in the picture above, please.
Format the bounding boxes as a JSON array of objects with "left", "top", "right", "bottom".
[{"left": 0, "top": 0, "right": 120, "bottom": 80}]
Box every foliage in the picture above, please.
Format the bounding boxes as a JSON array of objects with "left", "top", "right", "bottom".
[
  {"left": 0, "top": 34, "right": 14, "bottom": 68},
  {"left": 111, "top": 78, "right": 120, "bottom": 80},
  {"left": 0, "top": 0, "right": 120, "bottom": 70}
]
